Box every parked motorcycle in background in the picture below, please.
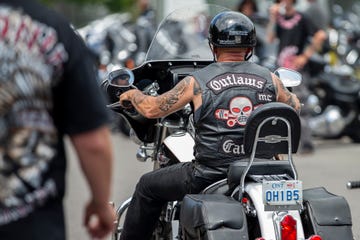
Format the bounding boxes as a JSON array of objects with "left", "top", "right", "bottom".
[
  {"left": 305, "top": 3, "right": 360, "bottom": 143},
  {"left": 77, "top": 13, "right": 139, "bottom": 81},
  {"left": 330, "top": 3, "right": 360, "bottom": 77},
  {"left": 102, "top": 4, "right": 354, "bottom": 239},
  {"left": 78, "top": 11, "right": 156, "bottom": 135}
]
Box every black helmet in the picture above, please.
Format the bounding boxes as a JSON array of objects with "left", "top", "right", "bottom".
[{"left": 209, "top": 11, "right": 256, "bottom": 48}]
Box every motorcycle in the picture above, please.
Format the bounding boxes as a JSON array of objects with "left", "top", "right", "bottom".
[
  {"left": 102, "top": 4, "right": 354, "bottom": 239},
  {"left": 77, "top": 13, "right": 140, "bottom": 81},
  {"left": 305, "top": 3, "right": 360, "bottom": 143},
  {"left": 306, "top": 58, "right": 360, "bottom": 142},
  {"left": 78, "top": 13, "right": 144, "bottom": 135}
]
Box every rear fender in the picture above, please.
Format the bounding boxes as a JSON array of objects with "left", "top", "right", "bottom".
[{"left": 245, "top": 183, "right": 305, "bottom": 239}]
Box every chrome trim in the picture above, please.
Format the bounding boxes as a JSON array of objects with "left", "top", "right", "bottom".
[{"left": 239, "top": 116, "right": 298, "bottom": 201}]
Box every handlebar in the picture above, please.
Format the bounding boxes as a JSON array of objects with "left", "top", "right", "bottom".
[
  {"left": 346, "top": 181, "right": 360, "bottom": 189},
  {"left": 121, "top": 100, "right": 133, "bottom": 109}
]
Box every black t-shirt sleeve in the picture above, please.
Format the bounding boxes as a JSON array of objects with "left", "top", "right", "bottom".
[
  {"left": 302, "top": 13, "right": 319, "bottom": 38},
  {"left": 52, "top": 21, "right": 111, "bottom": 135}
]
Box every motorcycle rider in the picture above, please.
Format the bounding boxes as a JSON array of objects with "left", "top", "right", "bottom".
[{"left": 119, "top": 11, "right": 301, "bottom": 240}]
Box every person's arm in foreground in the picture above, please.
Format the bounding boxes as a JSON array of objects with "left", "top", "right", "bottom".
[
  {"left": 70, "top": 125, "right": 115, "bottom": 239},
  {"left": 119, "top": 76, "right": 201, "bottom": 118}
]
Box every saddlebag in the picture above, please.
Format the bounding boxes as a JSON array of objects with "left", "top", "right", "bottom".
[
  {"left": 180, "top": 194, "right": 248, "bottom": 240},
  {"left": 301, "top": 187, "right": 353, "bottom": 239}
]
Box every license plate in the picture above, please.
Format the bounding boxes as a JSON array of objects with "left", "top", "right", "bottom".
[{"left": 262, "top": 180, "right": 302, "bottom": 211}]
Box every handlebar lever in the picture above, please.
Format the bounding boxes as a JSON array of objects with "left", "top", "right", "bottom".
[
  {"left": 107, "top": 102, "right": 122, "bottom": 108},
  {"left": 347, "top": 181, "right": 360, "bottom": 189},
  {"left": 122, "top": 100, "right": 133, "bottom": 108},
  {"left": 107, "top": 100, "right": 133, "bottom": 109}
]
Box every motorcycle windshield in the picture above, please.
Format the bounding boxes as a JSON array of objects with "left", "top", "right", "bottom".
[{"left": 145, "top": 4, "right": 229, "bottom": 61}]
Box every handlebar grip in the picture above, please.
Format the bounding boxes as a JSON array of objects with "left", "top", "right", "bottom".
[
  {"left": 346, "top": 181, "right": 360, "bottom": 189},
  {"left": 122, "top": 100, "right": 133, "bottom": 108}
]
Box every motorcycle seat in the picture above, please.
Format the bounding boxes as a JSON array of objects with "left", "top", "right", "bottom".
[
  {"left": 330, "top": 76, "right": 360, "bottom": 96},
  {"left": 319, "top": 72, "right": 360, "bottom": 96},
  {"left": 227, "top": 160, "right": 295, "bottom": 190}
]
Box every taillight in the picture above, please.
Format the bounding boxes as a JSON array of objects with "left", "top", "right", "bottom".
[
  {"left": 308, "top": 235, "right": 322, "bottom": 240},
  {"left": 280, "top": 215, "right": 297, "bottom": 240},
  {"left": 241, "top": 197, "right": 248, "bottom": 204}
]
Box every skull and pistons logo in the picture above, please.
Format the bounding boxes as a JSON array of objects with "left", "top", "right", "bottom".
[{"left": 215, "top": 96, "right": 254, "bottom": 127}]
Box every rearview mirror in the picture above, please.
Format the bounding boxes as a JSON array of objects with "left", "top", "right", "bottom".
[
  {"left": 274, "top": 67, "right": 302, "bottom": 87},
  {"left": 108, "top": 68, "right": 134, "bottom": 87}
]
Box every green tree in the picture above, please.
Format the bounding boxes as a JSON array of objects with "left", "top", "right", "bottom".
[
  {"left": 40, "top": 0, "right": 134, "bottom": 13},
  {"left": 39, "top": 0, "right": 137, "bottom": 26}
]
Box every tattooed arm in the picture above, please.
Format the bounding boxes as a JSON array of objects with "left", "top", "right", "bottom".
[
  {"left": 119, "top": 76, "right": 202, "bottom": 119},
  {"left": 271, "top": 73, "right": 301, "bottom": 113}
]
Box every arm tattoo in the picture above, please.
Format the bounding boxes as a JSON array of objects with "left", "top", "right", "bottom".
[
  {"left": 273, "top": 79, "right": 278, "bottom": 95},
  {"left": 278, "top": 80, "right": 298, "bottom": 109},
  {"left": 284, "top": 92, "right": 298, "bottom": 109},
  {"left": 156, "top": 77, "right": 191, "bottom": 112},
  {"left": 193, "top": 79, "right": 202, "bottom": 95},
  {"left": 132, "top": 91, "right": 146, "bottom": 106}
]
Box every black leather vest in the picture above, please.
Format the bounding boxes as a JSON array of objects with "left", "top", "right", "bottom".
[{"left": 191, "top": 62, "right": 276, "bottom": 167}]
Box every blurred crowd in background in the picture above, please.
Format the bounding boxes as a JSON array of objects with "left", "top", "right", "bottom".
[
  {"left": 67, "top": 0, "right": 360, "bottom": 77},
  {"left": 57, "top": 0, "right": 360, "bottom": 152},
  {"left": 76, "top": 0, "right": 250, "bottom": 71}
]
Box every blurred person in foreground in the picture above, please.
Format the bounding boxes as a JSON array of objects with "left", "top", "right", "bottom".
[
  {"left": 0, "top": 0, "right": 115, "bottom": 239},
  {"left": 267, "top": 0, "right": 327, "bottom": 154},
  {"left": 118, "top": 11, "right": 300, "bottom": 240}
]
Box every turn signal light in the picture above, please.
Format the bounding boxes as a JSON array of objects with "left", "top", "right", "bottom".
[{"left": 281, "top": 215, "right": 297, "bottom": 240}]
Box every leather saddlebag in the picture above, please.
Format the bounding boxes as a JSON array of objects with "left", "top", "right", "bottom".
[
  {"left": 180, "top": 194, "right": 249, "bottom": 240},
  {"left": 301, "top": 187, "right": 353, "bottom": 239}
]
